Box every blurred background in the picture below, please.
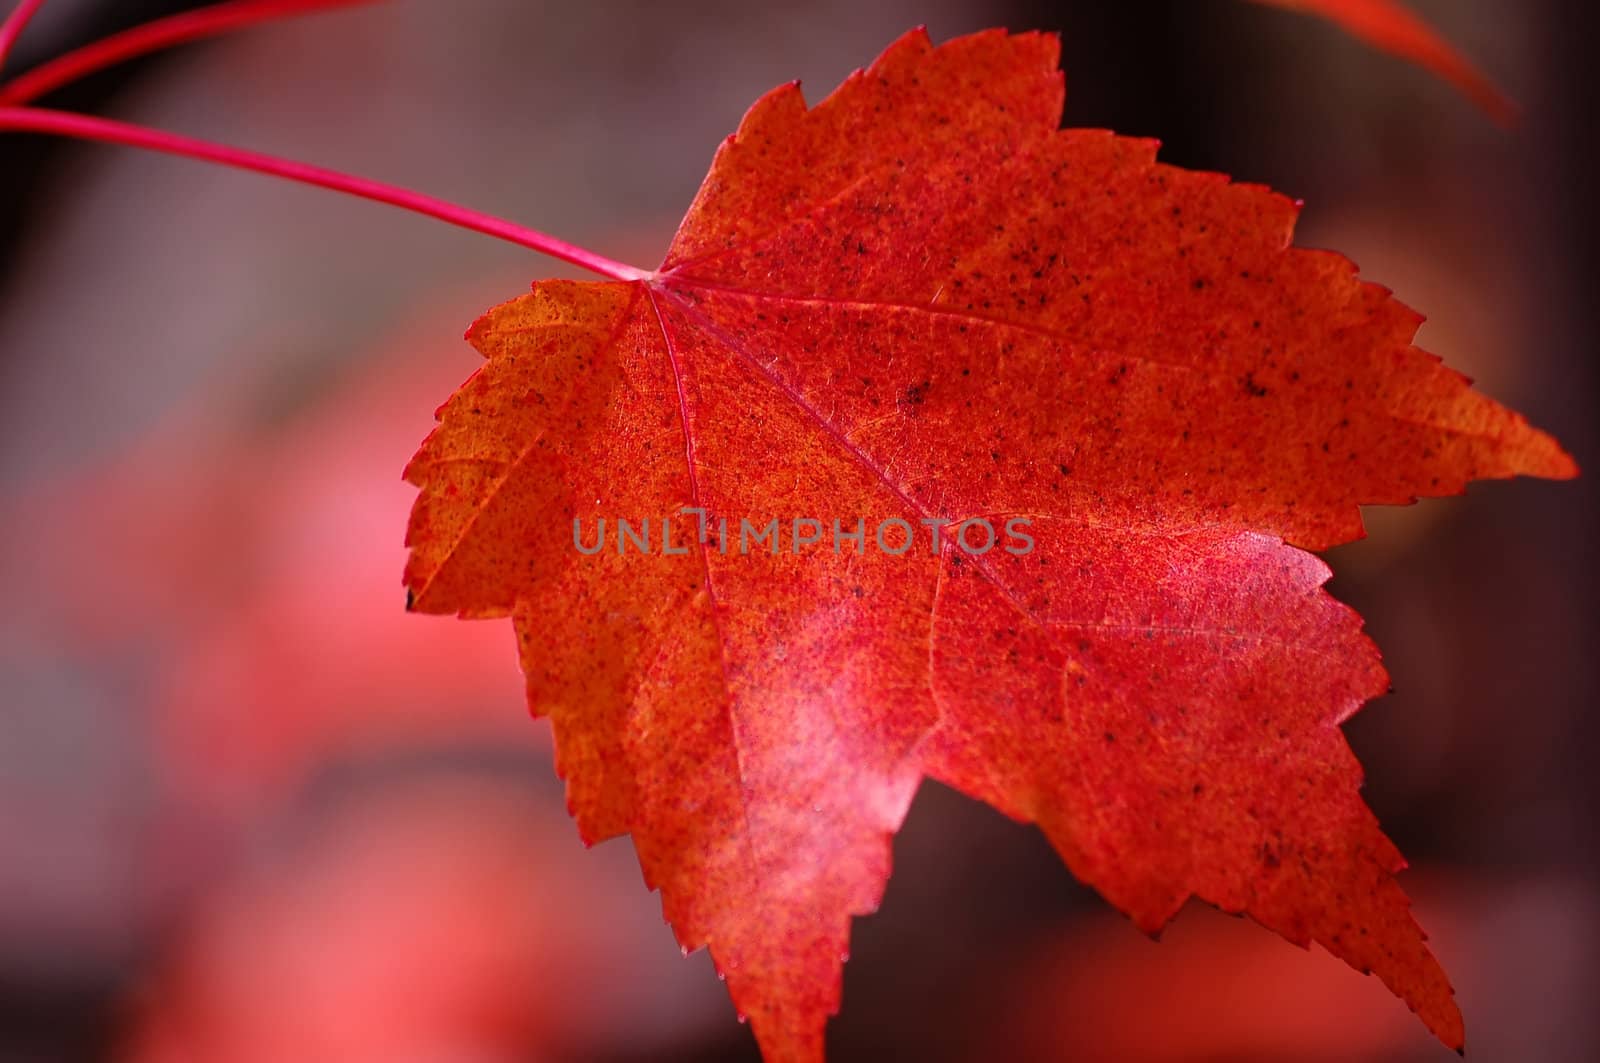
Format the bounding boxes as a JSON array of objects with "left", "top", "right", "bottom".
[{"left": 0, "top": 0, "right": 1594, "bottom": 1060}]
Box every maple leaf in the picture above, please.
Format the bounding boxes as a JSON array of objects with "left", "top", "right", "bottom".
[
  {"left": 1246, "top": 0, "right": 1516, "bottom": 122},
  {"left": 401, "top": 27, "right": 1573, "bottom": 1062}
]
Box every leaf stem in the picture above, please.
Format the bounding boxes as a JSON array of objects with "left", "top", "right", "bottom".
[
  {"left": 0, "top": 105, "right": 650, "bottom": 280},
  {"left": 0, "top": 0, "right": 47, "bottom": 71},
  {"left": 0, "top": 0, "right": 383, "bottom": 106}
]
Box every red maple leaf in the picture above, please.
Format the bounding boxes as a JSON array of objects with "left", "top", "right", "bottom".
[{"left": 398, "top": 28, "right": 1573, "bottom": 1062}]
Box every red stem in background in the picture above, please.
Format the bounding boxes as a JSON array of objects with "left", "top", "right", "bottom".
[
  {"left": 0, "top": 0, "right": 384, "bottom": 106},
  {"left": 0, "top": 0, "right": 647, "bottom": 279},
  {"left": 0, "top": 0, "right": 47, "bottom": 70},
  {"left": 0, "top": 106, "right": 650, "bottom": 280}
]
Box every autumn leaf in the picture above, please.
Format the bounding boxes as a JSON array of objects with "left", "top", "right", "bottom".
[
  {"left": 1246, "top": 0, "right": 1517, "bottom": 123},
  {"left": 400, "top": 26, "right": 1573, "bottom": 1062}
]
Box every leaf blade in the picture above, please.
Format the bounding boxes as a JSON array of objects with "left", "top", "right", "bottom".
[{"left": 406, "top": 26, "right": 1572, "bottom": 1060}]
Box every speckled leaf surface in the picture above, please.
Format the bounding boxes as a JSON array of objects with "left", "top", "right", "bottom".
[{"left": 403, "top": 29, "right": 1573, "bottom": 1062}]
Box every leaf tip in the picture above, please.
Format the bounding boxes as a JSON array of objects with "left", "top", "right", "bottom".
[{"left": 1546, "top": 446, "right": 1581, "bottom": 481}]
